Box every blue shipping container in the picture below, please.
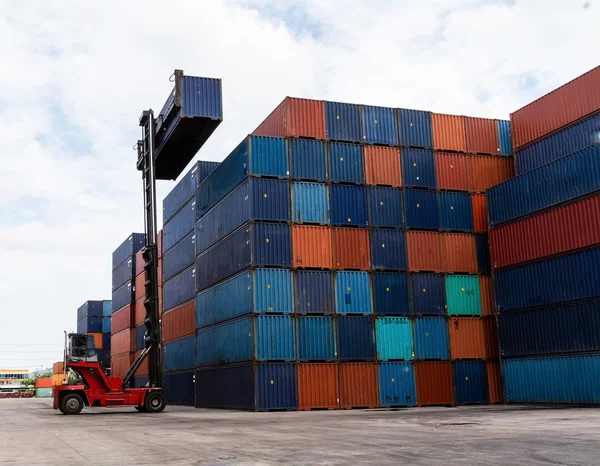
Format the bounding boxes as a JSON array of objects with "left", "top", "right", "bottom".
[
  {"left": 336, "top": 316, "right": 375, "bottom": 360},
  {"left": 379, "top": 362, "right": 417, "bottom": 407},
  {"left": 297, "top": 316, "right": 336, "bottom": 361},
  {"left": 112, "top": 257, "right": 135, "bottom": 292},
  {"left": 326, "top": 101, "right": 362, "bottom": 143},
  {"left": 76, "top": 316, "right": 102, "bottom": 334},
  {"left": 102, "top": 300, "right": 112, "bottom": 317},
  {"left": 112, "top": 281, "right": 134, "bottom": 313},
  {"left": 329, "top": 142, "right": 364, "bottom": 184},
  {"left": 163, "top": 265, "right": 196, "bottom": 313},
  {"left": 135, "top": 324, "right": 145, "bottom": 351},
  {"left": 102, "top": 333, "right": 111, "bottom": 350},
  {"left": 453, "top": 361, "right": 488, "bottom": 405},
  {"left": 112, "top": 233, "right": 145, "bottom": 270},
  {"left": 497, "top": 120, "right": 513, "bottom": 156},
  {"left": 398, "top": 109, "right": 433, "bottom": 149},
  {"left": 289, "top": 138, "right": 327, "bottom": 181},
  {"left": 475, "top": 234, "right": 491, "bottom": 275},
  {"left": 163, "top": 335, "right": 196, "bottom": 372},
  {"left": 77, "top": 301, "right": 103, "bottom": 321},
  {"left": 411, "top": 274, "right": 446, "bottom": 316},
  {"left": 413, "top": 317, "right": 449, "bottom": 360},
  {"left": 98, "top": 349, "right": 110, "bottom": 369},
  {"left": 402, "top": 148, "right": 436, "bottom": 189},
  {"left": 163, "top": 231, "right": 195, "bottom": 282},
  {"left": 329, "top": 184, "right": 368, "bottom": 226},
  {"left": 163, "top": 198, "right": 196, "bottom": 253},
  {"left": 376, "top": 317, "right": 414, "bottom": 361},
  {"left": 294, "top": 270, "right": 334, "bottom": 315},
  {"left": 102, "top": 317, "right": 111, "bottom": 334},
  {"left": 372, "top": 272, "right": 410, "bottom": 316},
  {"left": 438, "top": 192, "right": 474, "bottom": 232},
  {"left": 362, "top": 105, "right": 398, "bottom": 146},
  {"left": 335, "top": 271, "right": 373, "bottom": 315},
  {"left": 163, "top": 371, "right": 195, "bottom": 406},
  {"left": 368, "top": 187, "right": 403, "bottom": 228},
  {"left": 370, "top": 229, "right": 407, "bottom": 270},
  {"left": 403, "top": 189, "right": 440, "bottom": 230},
  {"left": 292, "top": 182, "right": 329, "bottom": 224}
]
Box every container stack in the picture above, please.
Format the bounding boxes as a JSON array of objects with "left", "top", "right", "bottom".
[
  {"left": 191, "top": 97, "right": 513, "bottom": 410},
  {"left": 51, "top": 362, "right": 64, "bottom": 387},
  {"left": 488, "top": 66, "right": 600, "bottom": 405},
  {"left": 35, "top": 377, "right": 52, "bottom": 398},
  {"left": 76, "top": 300, "right": 112, "bottom": 371}
]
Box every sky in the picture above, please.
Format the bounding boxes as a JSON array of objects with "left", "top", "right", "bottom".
[{"left": 0, "top": 0, "right": 598, "bottom": 371}]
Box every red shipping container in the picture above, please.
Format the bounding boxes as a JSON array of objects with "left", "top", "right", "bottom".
[
  {"left": 298, "top": 363, "right": 339, "bottom": 410},
  {"left": 339, "top": 363, "right": 379, "bottom": 409},
  {"left": 432, "top": 113, "right": 467, "bottom": 153},
  {"left": 487, "top": 361, "right": 503, "bottom": 404},
  {"left": 471, "top": 194, "right": 488, "bottom": 233},
  {"left": 511, "top": 66, "right": 600, "bottom": 150},
  {"left": 111, "top": 353, "right": 133, "bottom": 378},
  {"left": 133, "top": 350, "right": 149, "bottom": 377},
  {"left": 465, "top": 117, "right": 500, "bottom": 155},
  {"left": 406, "top": 231, "right": 443, "bottom": 272},
  {"left": 134, "top": 297, "right": 146, "bottom": 326},
  {"left": 135, "top": 271, "right": 145, "bottom": 301},
  {"left": 483, "top": 317, "right": 499, "bottom": 360},
  {"left": 479, "top": 277, "right": 495, "bottom": 317},
  {"left": 135, "top": 250, "right": 144, "bottom": 278},
  {"left": 158, "top": 285, "right": 163, "bottom": 315},
  {"left": 364, "top": 146, "right": 401, "bottom": 187},
  {"left": 415, "top": 361, "right": 454, "bottom": 406},
  {"left": 36, "top": 378, "right": 52, "bottom": 388},
  {"left": 111, "top": 329, "right": 133, "bottom": 356},
  {"left": 442, "top": 233, "right": 478, "bottom": 274},
  {"left": 111, "top": 304, "right": 134, "bottom": 335},
  {"left": 332, "top": 228, "right": 370, "bottom": 270},
  {"left": 254, "top": 97, "right": 326, "bottom": 140},
  {"left": 448, "top": 317, "right": 486, "bottom": 360},
  {"left": 435, "top": 152, "right": 470, "bottom": 191},
  {"left": 489, "top": 194, "right": 600, "bottom": 269},
  {"left": 293, "top": 225, "right": 333, "bottom": 269},
  {"left": 469, "top": 156, "right": 515, "bottom": 192},
  {"left": 162, "top": 300, "right": 196, "bottom": 342}
]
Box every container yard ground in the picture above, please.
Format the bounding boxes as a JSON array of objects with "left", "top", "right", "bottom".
[{"left": 3, "top": 399, "right": 600, "bottom": 465}]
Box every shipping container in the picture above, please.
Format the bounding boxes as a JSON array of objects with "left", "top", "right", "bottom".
[
  {"left": 297, "top": 363, "right": 339, "bottom": 410},
  {"left": 435, "top": 152, "right": 470, "bottom": 191},
  {"left": 134, "top": 324, "right": 145, "bottom": 351},
  {"left": 102, "top": 300, "right": 112, "bottom": 317},
  {"left": 484, "top": 317, "right": 499, "bottom": 360},
  {"left": 364, "top": 146, "right": 401, "bottom": 186},
  {"left": 163, "top": 265, "right": 196, "bottom": 313},
  {"left": 162, "top": 232, "right": 195, "bottom": 282},
  {"left": 77, "top": 301, "right": 103, "bottom": 321},
  {"left": 442, "top": 233, "right": 478, "bottom": 274},
  {"left": 297, "top": 316, "right": 336, "bottom": 361},
  {"left": 87, "top": 333, "right": 103, "bottom": 350},
  {"left": 133, "top": 350, "right": 148, "bottom": 376},
  {"left": 510, "top": 66, "right": 600, "bottom": 150},
  {"left": 292, "top": 182, "right": 329, "bottom": 224},
  {"left": 289, "top": 139, "right": 327, "bottom": 181},
  {"left": 453, "top": 361, "right": 489, "bottom": 405},
  {"left": 398, "top": 108, "right": 433, "bottom": 149},
  {"left": 362, "top": 105, "right": 398, "bottom": 146},
  {"left": 135, "top": 297, "right": 145, "bottom": 326},
  {"left": 479, "top": 277, "right": 494, "bottom": 317},
  {"left": 401, "top": 148, "right": 436, "bottom": 189},
  {"left": 413, "top": 317, "right": 450, "bottom": 359},
  {"left": 403, "top": 189, "right": 440, "bottom": 230},
  {"left": 35, "top": 388, "right": 52, "bottom": 398},
  {"left": 134, "top": 269, "right": 145, "bottom": 301},
  {"left": 494, "top": 247, "right": 600, "bottom": 312},
  {"left": 102, "top": 316, "right": 111, "bottom": 334},
  {"left": 445, "top": 275, "right": 482, "bottom": 316},
  {"left": 111, "top": 304, "right": 133, "bottom": 335},
  {"left": 36, "top": 378, "right": 52, "bottom": 389},
  {"left": 502, "top": 354, "right": 600, "bottom": 404},
  {"left": 469, "top": 156, "right": 514, "bottom": 193},
  {"left": 163, "top": 335, "right": 196, "bottom": 372},
  {"left": 376, "top": 317, "right": 413, "bottom": 361},
  {"left": 465, "top": 117, "right": 499, "bottom": 155},
  {"left": 497, "top": 120, "right": 512, "bottom": 156},
  {"left": 196, "top": 315, "right": 296, "bottom": 366},
  {"left": 163, "top": 198, "right": 196, "bottom": 253},
  {"left": 102, "top": 333, "right": 111, "bottom": 350},
  {"left": 475, "top": 233, "right": 491, "bottom": 275},
  {"left": 432, "top": 114, "right": 467, "bottom": 153},
  {"left": 448, "top": 317, "right": 486, "bottom": 360},
  {"left": 294, "top": 270, "right": 334, "bottom": 314},
  {"left": 498, "top": 302, "right": 600, "bottom": 358},
  {"left": 332, "top": 228, "right": 370, "bottom": 270},
  {"left": 411, "top": 274, "right": 446, "bottom": 316},
  {"left": 378, "top": 362, "right": 416, "bottom": 407},
  {"left": 415, "top": 361, "right": 454, "bottom": 406},
  {"left": 112, "top": 258, "right": 135, "bottom": 292},
  {"left": 162, "top": 300, "right": 196, "bottom": 342},
  {"left": 112, "top": 233, "right": 145, "bottom": 271},
  {"left": 471, "top": 194, "right": 487, "bottom": 233},
  {"left": 77, "top": 316, "right": 102, "bottom": 334},
  {"left": 372, "top": 272, "right": 410, "bottom": 316},
  {"left": 111, "top": 353, "right": 132, "bottom": 378},
  {"left": 292, "top": 225, "right": 333, "bottom": 269},
  {"left": 335, "top": 272, "right": 373, "bottom": 315},
  {"left": 336, "top": 316, "right": 375, "bottom": 360},
  {"left": 326, "top": 101, "right": 362, "bottom": 143},
  {"left": 329, "top": 184, "right": 368, "bottom": 226},
  {"left": 368, "top": 187, "right": 403, "bottom": 228},
  {"left": 163, "top": 371, "right": 195, "bottom": 406},
  {"left": 487, "top": 361, "right": 503, "bottom": 403},
  {"left": 438, "top": 191, "right": 474, "bottom": 232},
  {"left": 406, "top": 231, "right": 443, "bottom": 273},
  {"left": 328, "top": 142, "right": 364, "bottom": 184},
  {"left": 111, "top": 329, "right": 132, "bottom": 356},
  {"left": 254, "top": 97, "right": 326, "bottom": 140},
  {"left": 339, "top": 363, "right": 379, "bottom": 408},
  {"left": 370, "top": 229, "right": 407, "bottom": 271},
  {"left": 196, "top": 223, "right": 292, "bottom": 292}
]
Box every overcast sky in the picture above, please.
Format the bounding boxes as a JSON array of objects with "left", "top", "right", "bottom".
[{"left": 0, "top": 0, "right": 598, "bottom": 370}]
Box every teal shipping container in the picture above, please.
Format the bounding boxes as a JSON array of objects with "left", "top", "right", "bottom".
[
  {"left": 35, "top": 388, "right": 52, "bottom": 398},
  {"left": 297, "top": 316, "right": 336, "bottom": 361},
  {"left": 445, "top": 275, "right": 482, "bottom": 316},
  {"left": 376, "top": 317, "right": 414, "bottom": 361}
]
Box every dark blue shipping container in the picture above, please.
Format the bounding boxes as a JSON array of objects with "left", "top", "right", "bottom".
[
  {"left": 329, "top": 184, "right": 368, "bottom": 226},
  {"left": 402, "top": 148, "right": 436, "bottom": 188},
  {"left": 497, "top": 120, "right": 513, "bottom": 156},
  {"left": 370, "top": 230, "right": 407, "bottom": 270},
  {"left": 112, "top": 281, "right": 134, "bottom": 313},
  {"left": 487, "top": 145, "right": 600, "bottom": 227},
  {"left": 112, "top": 233, "right": 145, "bottom": 270},
  {"left": 132, "top": 375, "right": 149, "bottom": 389},
  {"left": 195, "top": 223, "right": 292, "bottom": 292},
  {"left": 195, "top": 178, "right": 290, "bottom": 255},
  {"left": 102, "top": 332, "right": 111, "bottom": 350},
  {"left": 289, "top": 138, "right": 327, "bottom": 181},
  {"left": 362, "top": 105, "right": 398, "bottom": 146},
  {"left": 326, "top": 101, "right": 362, "bottom": 143},
  {"left": 368, "top": 187, "right": 403, "bottom": 228},
  {"left": 411, "top": 274, "right": 446, "bottom": 316},
  {"left": 379, "top": 362, "right": 417, "bottom": 407},
  {"left": 453, "top": 361, "right": 488, "bottom": 405},
  {"left": 398, "top": 109, "right": 433, "bottom": 149},
  {"left": 297, "top": 316, "right": 336, "bottom": 360},
  {"left": 372, "top": 272, "right": 410, "bottom": 316},
  {"left": 76, "top": 316, "right": 102, "bottom": 334},
  {"left": 135, "top": 324, "right": 145, "bottom": 351},
  {"left": 162, "top": 231, "right": 195, "bottom": 282},
  {"left": 163, "top": 335, "right": 196, "bottom": 372},
  {"left": 112, "top": 257, "right": 135, "bottom": 292},
  {"left": 77, "top": 301, "right": 103, "bottom": 321},
  {"left": 195, "top": 363, "right": 298, "bottom": 411},
  {"left": 163, "top": 198, "right": 195, "bottom": 253},
  {"left": 163, "top": 161, "right": 220, "bottom": 224},
  {"left": 515, "top": 113, "right": 600, "bottom": 174},
  {"left": 196, "top": 135, "right": 289, "bottom": 220},
  {"left": 403, "top": 189, "right": 440, "bottom": 230},
  {"left": 498, "top": 302, "right": 600, "bottom": 358},
  {"left": 413, "top": 317, "right": 450, "bottom": 359},
  {"left": 98, "top": 349, "right": 110, "bottom": 370},
  {"left": 494, "top": 247, "right": 600, "bottom": 312},
  {"left": 163, "top": 371, "right": 195, "bottom": 406},
  {"left": 329, "top": 142, "right": 364, "bottom": 184},
  {"left": 438, "top": 192, "right": 474, "bottom": 232},
  {"left": 336, "top": 316, "right": 375, "bottom": 360},
  {"left": 163, "top": 265, "right": 196, "bottom": 313},
  {"left": 475, "top": 234, "right": 491, "bottom": 275},
  {"left": 294, "top": 270, "right": 334, "bottom": 314}
]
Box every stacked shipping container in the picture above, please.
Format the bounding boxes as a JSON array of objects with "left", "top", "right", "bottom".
[
  {"left": 76, "top": 300, "right": 112, "bottom": 371},
  {"left": 488, "top": 66, "right": 600, "bottom": 404}
]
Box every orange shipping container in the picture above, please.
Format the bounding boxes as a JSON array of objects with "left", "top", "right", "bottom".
[
  {"left": 483, "top": 317, "right": 499, "bottom": 360},
  {"left": 52, "top": 361, "right": 64, "bottom": 375},
  {"left": 111, "top": 353, "right": 133, "bottom": 378},
  {"left": 293, "top": 225, "right": 333, "bottom": 269},
  {"left": 339, "top": 363, "right": 379, "bottom": 409},
  {"left": 88, "top": 332, "right": 103, "bottom": 350},
  {"left": 448, "top": 317, "right": 486, "bottom": 359},
  {"left": 471, "top": 194, "right": 488, "bottom": 233},
  {"left": 254, "top": 97, "right": 326, "bottom": 140},
  {"left": 111, "top": 329, "right": 133, "bottom": 356},
  {"left": 442, "top": 233, "right": 478, "bottom": 274},
  {"left": 364, "top": 146, "right": 401, "bottom": 187},
  {"left": 162, "top": 300, "right": 196, "bottom": 342},
  {"left": 486, "top": 361, "right": 503, "bottom": 404},
  {"left": 133, "top": 350, "right": 149, "bottom": 377},
  {"left": 465, "top": 117, "right": 500, "bottom": 155},
  {"left": 406, "top": 231, "right": 443, "bottom": 272},
  {"left": 435, "top": 152, "right": 470, "bottom": 191},
  {"left": 135, "top": 271, "right": 146, "bottom": 301},
  {"left": 52, "top": 374, "right": 66, "bottom": 386},
  {"left": 332, "top": 228, "right": 370, "bottom": 270},
  {"left": 469, "top": 156, "right": 514, "bottom": 192},
  {"left": 415, "top": 361, "right": 454, "bottom": 406},
  {"left": 432, "top": 113, "right": 467, "bottom": 153},
  {"left": 298, "top": 363, "right": 339, "bottom": 410},
  {"left": 36, "top": 377, "right": 52, "bottom": 388},
  {"left": 112, "top": 304, "right": 134, "bottom": 334},
  {"left": 479, "top": 277, "right": 495, "bottom": 317}
]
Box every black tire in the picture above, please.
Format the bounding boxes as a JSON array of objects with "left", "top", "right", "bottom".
[
  {"left": 144, "top": 392, "right": 166, "bottom": 413},
  {"left": 135, "top": 406, "right": 147, "bottom": 412},
  {"left": 60, "top": 393, "right": 84, "bottom": 415}
]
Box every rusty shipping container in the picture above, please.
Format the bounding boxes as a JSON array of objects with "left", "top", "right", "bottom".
[
  {"left": 442, "top": 233, "right": 478, "bottom": 274},
  {"left": 448, "top": 317, "right": 486, "bottom": 360},
  {"left": 471, "top": 194, "right": 488, "bottom": 233},
  {"left": 406, "top": 231, "right": 444, "bottom": 272},
  {"left": 162, "top": 300, "right": 196, "bottom": 343},
  {"left": 111, "top": 304, "right": 134, "bottom": 335},
  {"left": 432, "top": 113, "right": 467, "bottom": 153},
  {"left": 254, "top": 97, "right": 326, "bottom": 140},
  {"left": 364, "top": 146, "right": 402, "bottom": 187},
  {"left": 487, "top": 361, "right": 503, "bottom": 404},
  {"left": 297, "top": 363, "right": 339, "bottom": 410},
  {"left": 133, "top": 350, "right": 149, "bottom": 376},
  {"left": 479, "top": 277, "right": 494, "bottom": 317},
  {"left": 111, "top": 353, "right": 133, "bottom": 378},
  {"left": 469, "top": 156, "right": 514, "bottom": 193},
  {"left": 332, "top": 228, "right": 371, "bottom": 270},
  {"left": 510, "top": 66, "right": 600, "bottom": 150},
  {"left": 134, "top": 297, "right": 145, "bottom": 326},
  {"left": 465, "top": 117, "right": 500, "bottom": 155},
  {"left": 111, "top": 329, "right": 133, "bottom": 356},
  {"left": 415, "top": 361, "right": 454, "bottom": 406},
  {"left": 292, "top": 225, "right": 333, "bottom": 269},
  {"left": 339, "top": 363, "right": 379, "bottom": 409},
  {"left": 134, "top": 270, "right": 145, "bottom": 301},
  {"left": 135, "top": 250, "right": 144, "bottom": 280},
  {"left": 483, "top": 317, "right": 499, "bottom": 360},
  {"left": 435, "top": 152, "right": 470, "bottom": 191}
]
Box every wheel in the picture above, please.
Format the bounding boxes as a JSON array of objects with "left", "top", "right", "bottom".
[
  {"left": 60, "top": 393, "right": 84, "bottom": 415},
  {"left": 144, "top": 391, "right": 166, "bottom": 413},
  {"left": 135, "top": 406, "right": 147, "bottom": 412}
]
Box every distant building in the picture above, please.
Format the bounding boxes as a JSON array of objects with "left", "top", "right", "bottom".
[{"left": 0, "top": 369, "right": 30, "bottom": 392}]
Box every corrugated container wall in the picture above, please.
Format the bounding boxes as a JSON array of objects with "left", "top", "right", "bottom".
[
  {"left": 414, "top": 317, "right": 449, "bottom": 359},
  {"left": 338, "top": 363, "right": 379, "bottom": 408},
  {"left": 297, "top": 363, "right": 339, "bottom": 410},
  {"left": 332, "top": 228, "right": 371, "bottom": 270},
  {"left": 335, "top": 272, "right": 373, "bottom": 315},
  {"left": 326, "top": 101, "right": 362, "bottom": 143},
  {"left": 292, "top": 225, "right": 332, "bottom": 269},
  {"left": 402, "top": 149, "right": 436, "bottom": 189},
  {"left": 336, "top": 316, "right": 375, "bottom": 360},
  {"left": 415, "top": 361, "right": 454, "bottom": 406},
  {"left": 297, "top": 316, "right": 336, "bottom": 360},
  {"left": 328, "top": 142, "right": 364, "bottom": 184},
  {"left": 398, "top": 109, "right": 433, "bottom": 149},
  {"left": 112, "top": 233, "right": 145, "bottom": 271},
  {"left": 432, "top": 114, "right": 467, "bottom": 153},
  {"left": 162, "top": 300, "right": 196, "bottom": 342},
  {"left": 329, "top": 185, "right": 368, "bottom": 226},
  {"left": 362, "top": 105, "right": 398, "bottom": 146},
  {"left": 465, "top": 117, "right": 499, "bottom": 155},
  {"left": 453, "top": 361, "right": 489, "bottom": 405},
  {"left": 411, "top": 274, "right": 445, "bottom": 316},
  {"left": 253, "top": 97, "right": 326, "bottom": 140},
  {"left": 497, "top": 120, "right": 513, "bottom": 156},
  {"left": 378, "top": 362, "right": 416, "bottom": 407},
  {"left": 289, "top": 139, "right": 327, "bottom": 181},
  {"left": 294, "top": 271, "right": 334, "bottom": 314},
  {"left": 368, "top": 187, "right": 403, "bottom": 228},
  {"left": 372, "top": 272, "right": 410, "bottom": 316},
  {"left": 435, "top": 152, "right": 470, "bottom": 191},
  {"left": 364, "top": 146, "right": 401, "bottom": 187},
  {"left": 370, "top": 229, "right": 407, "bottom": 271},
  {"left": 163, "top": 371, "right": 195, "bottom": 406},
  {"left": 292, "top": 182, "right": 329, "bottom": 224},
  {"left": 469, "top": 156, "right": 514, "bottom": 193}
]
